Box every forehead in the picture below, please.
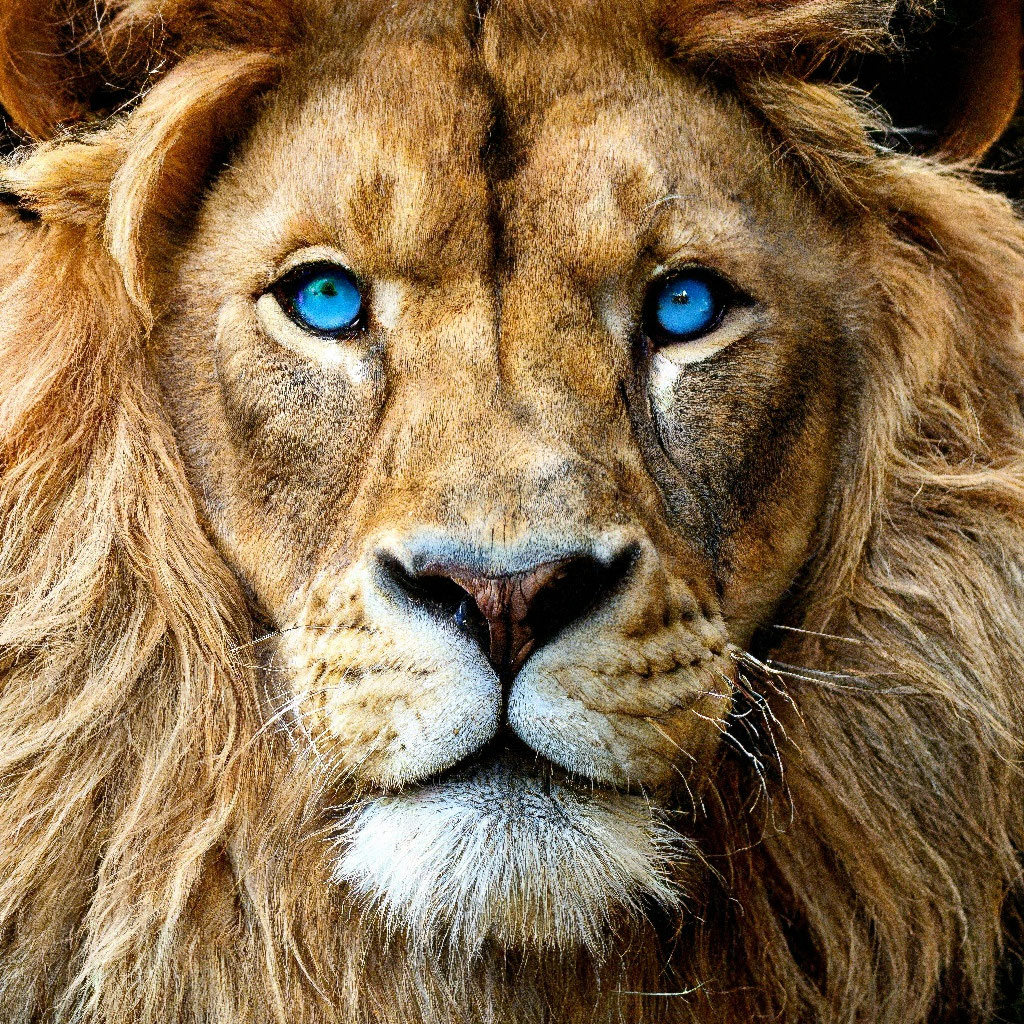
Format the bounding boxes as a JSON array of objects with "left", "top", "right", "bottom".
[
  {"left": 213, "top": 27, "right": 829, "bottom": 293},
  {"left": 497, "top": 75, "right": 780, "bottom": 281},
  {"left": 211, "top": 39, "right": 493, "bottom": 283}
]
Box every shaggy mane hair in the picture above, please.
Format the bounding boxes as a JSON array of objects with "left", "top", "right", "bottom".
[{"left": 1, "top": 1, "right": 1022, "bottom": 1022}]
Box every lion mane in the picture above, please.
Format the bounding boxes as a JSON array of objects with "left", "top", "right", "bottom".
[{"left": 0, "top": 1, "right": 1022, "bottom": 1022}]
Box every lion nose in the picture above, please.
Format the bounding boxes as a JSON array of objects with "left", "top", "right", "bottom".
[{"left": 377, "top": 549, "right": 632, "bottom": 680}]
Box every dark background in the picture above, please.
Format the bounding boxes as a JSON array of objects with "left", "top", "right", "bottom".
[{"left": 850, "top": 0, "right": 1024, "bottom": 199}]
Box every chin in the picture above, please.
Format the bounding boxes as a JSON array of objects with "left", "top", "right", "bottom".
[{"left": 333, "top": 749, "right": 687, "bottom": 957}]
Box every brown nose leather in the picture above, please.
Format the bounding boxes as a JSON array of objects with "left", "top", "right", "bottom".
[
  {"left": 434, "top": 560, "right": 576, "bottom": 678},
  {"left": 381, "top": 547, "right": 633, "bottom": 683}
]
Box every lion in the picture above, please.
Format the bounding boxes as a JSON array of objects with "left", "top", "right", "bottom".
[{"left": 1, "top": 0, "right": 1023, "bottom": 1021}]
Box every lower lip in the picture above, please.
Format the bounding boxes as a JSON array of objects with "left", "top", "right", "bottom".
[{"left": 400, "top": 739, "right": 578, "bottom": 801}]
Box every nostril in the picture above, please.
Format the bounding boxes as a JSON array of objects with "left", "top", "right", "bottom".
[
  {"left": 376, "top": 554, "right": 490, "bottom": 645},
  {"left": 526, "top": 550, "right": 634, "bottom": 655},
  {"left": 376, "top": 545, "right": 637, "bottom": 681},
  {"left": 379, "top": 555, "right": 463, "bottom": 613}
]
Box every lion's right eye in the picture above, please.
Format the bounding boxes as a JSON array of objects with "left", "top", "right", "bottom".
[{"left": 273, "top": 263, "right": 365, "bottom": 336}]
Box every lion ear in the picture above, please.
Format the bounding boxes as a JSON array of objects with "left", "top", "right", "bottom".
[
  {"left": 0, "top": 0, "right": 301, "bottom": 140},
  {"left": 3, "top": 48, "right": 281, "bottom": 315},
  {"left": 104, "top": 49, "right": 282, "bottom": 311},
  {"left": 930, "top": 0, "right": 1022, "bottom": 160},
  {"left": 660, "top": 0, "right": 1023, "bottom": 161}
]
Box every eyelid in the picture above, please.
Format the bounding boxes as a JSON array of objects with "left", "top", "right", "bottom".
[
  {"left": 648, "top": 305, "right": 762, "bottom": 365},
  {"left": 646, "top": 264, "right": 736, "bottom": 297},
  {"left": 271, "top": 262, "right": 364, "bottom": 307},
  {"left": 255, "top": 292, "right": 362, "bottom": 364},
  {"left": 263, "top": 245, "right": 359, "bottom": 292},
  {"left": 646, "top": 258, "right": 756, "bottom": 308}
]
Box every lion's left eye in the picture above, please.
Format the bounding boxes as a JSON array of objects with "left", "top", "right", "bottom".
[
  {"left": 274, "top": 263, "right": 365, "bottom": 336},
  {"left": 643, "top": 269, "right": 730, "bottom": 345}
]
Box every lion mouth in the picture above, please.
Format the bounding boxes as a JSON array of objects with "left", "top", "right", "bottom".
[
  {"left": 333, "top": 728, "right": 685, "bottom": 953},
  {"left": 397, "top": 726, "right": 582, "bottom": 797}
]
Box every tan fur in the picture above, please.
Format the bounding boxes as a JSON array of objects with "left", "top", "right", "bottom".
[{"left": 1, "top": 2, "right": 1022, "bottom": 1022}]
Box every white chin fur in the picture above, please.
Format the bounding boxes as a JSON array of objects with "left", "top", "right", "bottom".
[{"left": 333, "top": 760, "right": 684, "bottom": 956}]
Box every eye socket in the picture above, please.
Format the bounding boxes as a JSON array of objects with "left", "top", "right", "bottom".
[
  {"left": 642, "top": 268, "right": 733, "bottom": 346},
  {"left": 273, "top": 262, "right": 365, "bottom": 337}
]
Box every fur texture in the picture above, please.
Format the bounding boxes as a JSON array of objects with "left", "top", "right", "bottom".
[{"left": 0, "top": 2, "right": 1022, "bottom": 1022}]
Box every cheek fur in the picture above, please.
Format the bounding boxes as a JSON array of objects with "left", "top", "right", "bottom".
[
  {"left": 215, "top": 302, "right": 385, "bottom": 457},
  {"left": 646, "top": 333, "right": 840, "bottom": 604}
]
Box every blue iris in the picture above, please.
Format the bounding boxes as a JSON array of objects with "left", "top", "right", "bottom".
[
  {"left": 647, "top": 271, "right": 721, "bottom": 342},
  {"left": 283, "top": 264, "right": 363, "bottom": 334}
]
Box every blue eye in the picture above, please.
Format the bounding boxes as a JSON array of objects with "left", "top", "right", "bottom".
[
  {"left": 644, "top": 270, "right": 728, "bottom": 344},
  {"left": 277, "top": 263, "right": 364, "bottom": 335}
]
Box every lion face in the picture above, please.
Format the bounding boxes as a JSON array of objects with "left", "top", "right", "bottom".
[{"left": 150, "top": 21, "right": 847, "bottom": 950}]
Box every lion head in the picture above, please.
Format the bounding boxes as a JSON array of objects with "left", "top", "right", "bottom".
[{"left": 1, "top": 1, "right": 1022, "bottom": 1021}]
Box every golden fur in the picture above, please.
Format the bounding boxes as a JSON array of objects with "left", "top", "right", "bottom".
[{"left": 1, "top": 1, "right": 1023, "bottom": 1022}]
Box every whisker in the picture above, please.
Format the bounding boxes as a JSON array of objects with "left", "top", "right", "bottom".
[
  {"left": 768, "top": 623, "right": 866, "bottom": 645},
  {"left": 729, "top": 651, "right": 801, "bottom": 716},
  {"left": 765, "top": 661, "right": 920, "bottom": 695},
  {"left": 614, "top": 985, "right": 704, "bottom": 997}
]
